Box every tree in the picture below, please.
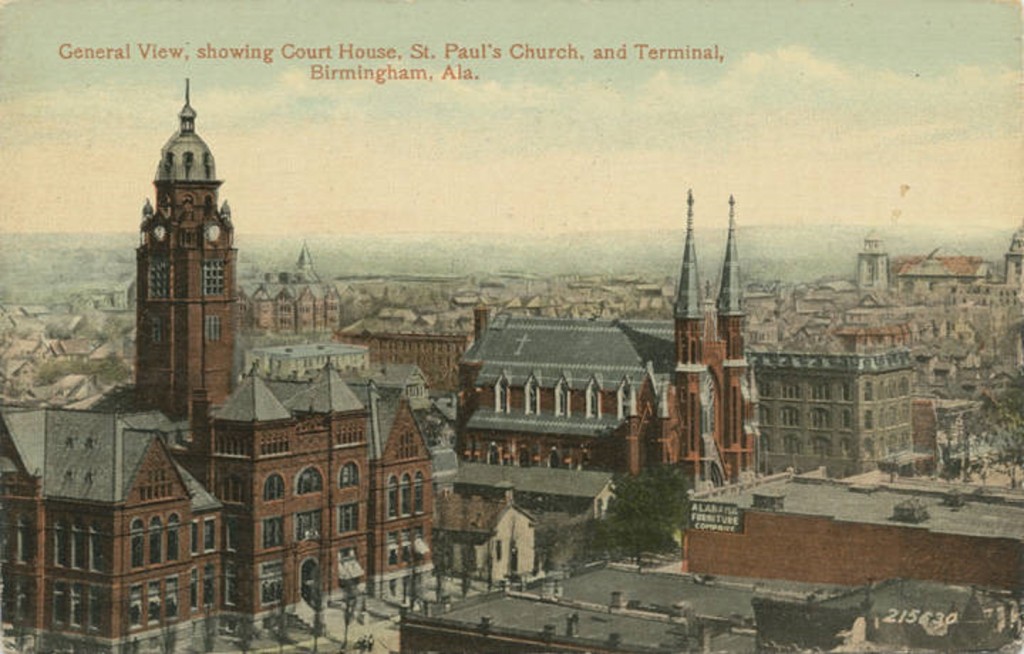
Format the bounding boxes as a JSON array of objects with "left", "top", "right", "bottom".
[{"left": 596, "top": 465, "right": 689, "bottom": 566}]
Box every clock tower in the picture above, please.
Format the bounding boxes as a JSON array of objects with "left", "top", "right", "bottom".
[{"left": 136, "top": 81, "right": 237, "bottom": 418}]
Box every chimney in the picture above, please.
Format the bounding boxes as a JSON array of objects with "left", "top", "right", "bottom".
[
  {"left": 610, "top": 590, "right": 626, "bottom": 610},
  {"left": 496, "top": 480, "right": 514, "bottom": 505},
  {"left": 542, "top": 624, "right": 556, "bottom": 640},
  {"left": 479, "top": 615, "right": 492, "bottom": 631},
  {"left": 473, "top": 304, "right": 490, "bottom": 341},
  {"left": 565, "top": 612, "right": 580, "bottom": 637},
  {"left": 608, "top": 632, "right": 623, "bottom": 647}
]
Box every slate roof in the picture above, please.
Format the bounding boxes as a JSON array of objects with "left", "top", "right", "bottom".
[
  {"left": 1, "top": 408, "right": 167, "bottom": 503},
  {"left": 214, "top": 375, "right": 291, "bottom": 422},
  {"left": 283, "top": 365, "right": 364, "bottom": 414},
  {"left": 466, "top": 408, "right": 621, "bottom": 438},
  {"left": 462, "top": 315, "right": 676, "bottom": 388},
  {"left": 175, "top": 462, "right": 222, "bottom": 513},
  {"left": 454, "top": 462, "right": 613, "bottom": 499}
]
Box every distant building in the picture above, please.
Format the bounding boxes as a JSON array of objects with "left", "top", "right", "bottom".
[
  {"left": 751, "top": 349, "right": 914, "bottom": 477},
  {"left": 336, "top": 329, "right": 471, "bottom": 391},
  {"left": 239, "top": 243, "right": 343, "bottom": 334},
  {"left": 856, "top": 233, "right": 890, "bottom": 293},
  {"left": 245, "top": 342, "right": 369, "bottom": 380}
]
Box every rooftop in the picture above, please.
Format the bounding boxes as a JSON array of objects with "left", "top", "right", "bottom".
[{"left": 454, "top": 461, "right": 613, "bottom": 498}]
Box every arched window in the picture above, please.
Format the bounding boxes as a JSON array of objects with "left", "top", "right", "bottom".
[
  {"left": 556, "top": 380, "right": 571, "bottom": 417},
  {"left": 149, "top": 517, "right": 162, "bottom": 564},
  {"left": 167, "top": 514, "right": 180, "bottom": 561},
  {"left": 263, "top": 474, "right": 285, "bottom": 501},
  {"left": 387, "top": 476, "right": 398, "bottom": 519},
  {"left": 495, "top": 377, "right": 510, "bottom": 413},
  {"left": 617, "top": 381, "right": 631, "bottom": 419},
  {"left": 586, "top": 380, "right": 601, "bottom": 418},
  {"left": 130, "top": 519, "right": 144, "bottom": 568},
  {"left": 297, "top": 467, "right": 323, "bottom": 494},
  {"left": 548, "top": 447, "right": 561, "bottom": 469},
  {"left": 414, "top": 472, "right": 424, "bottom": 513},
  {"left": 340, "top": 462, "right": 359, "bottom": 488},
  {"left": 487, "top": 442, "right": 500, "bottom": 465},
  {"left": 524, "top": 378, "right": 539, "bottom": 415},
  {"left": 400, "top": 474, "right": 412, "bottom": 515}
]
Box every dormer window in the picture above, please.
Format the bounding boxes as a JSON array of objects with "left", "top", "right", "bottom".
[
  {"left": 555, "top": 379, "right": 571, "bottom": 417},
  {"left": 586, "top": 379, "right": 601, "bottom": 419},
  {"left": 524, "top": 377, "right": 539, "bottom": 415},
  {"left": 495, "top": 377, "right": 510, "bottom": 414},
  {"left": 617, "top": 380, "right": 632, "bottom": 419}
]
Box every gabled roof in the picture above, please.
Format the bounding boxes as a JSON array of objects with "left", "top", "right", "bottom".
[
  {"left": 435, "top": 493, "right": 532, "bottom": 534},
  {"left": 0, "top": 408, "right": 173, "bottom": 503},
  {"left": 214, "top": 375, "right": 291, "bottom": 422}
]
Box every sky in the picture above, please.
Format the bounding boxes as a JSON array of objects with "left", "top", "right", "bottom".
[{"left": 0, "top": 0, "right": 1021, "bottom": 236}]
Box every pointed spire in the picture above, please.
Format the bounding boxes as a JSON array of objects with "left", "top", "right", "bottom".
[
  {"left": 674, "top": 189, "right": 702, "bottom": 319},
  {"left": 717, "top": 194, "right": 744, "bottom": 316},
  {"left": 179, "top": 78, "right": 196, "bottom": 134}
]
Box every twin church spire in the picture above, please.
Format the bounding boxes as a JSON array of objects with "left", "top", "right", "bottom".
[{"left": 674, "top": 190, "right": 744, "bottom": 320}]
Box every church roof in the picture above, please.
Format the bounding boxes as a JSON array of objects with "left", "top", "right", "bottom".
[
  {"left": 214, "top": 375, "right": 292, "bottom": 422},
  {"left": 466, "top": 407, "right": 621, "bottom": 438},
  {"left": 462, "top": 315, "right": 675, "bottom": 388},
  {"left": 716, "top": 196, "right": 743, "bottom": 316},
  {"left": 454, "top": 461, "right": 613, "bottom": 499}
]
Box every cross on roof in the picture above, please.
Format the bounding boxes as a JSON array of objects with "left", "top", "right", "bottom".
[{"left": 514, "top": 333, "right": 531, "bottom": 356}]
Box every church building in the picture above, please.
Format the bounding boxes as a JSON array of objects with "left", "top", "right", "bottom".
[{"left": 457, "top": 192, "right": 758, "bottom": 486}]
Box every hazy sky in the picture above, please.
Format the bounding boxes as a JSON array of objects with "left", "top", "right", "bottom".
[{"left": 1, "top": 0, "right": 1020, "bottom": 235}]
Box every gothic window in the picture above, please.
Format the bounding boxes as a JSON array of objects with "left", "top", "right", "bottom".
[
  {"left": 548, "top": 447, "right": 561, "bottom": 469},
  {"left": 263, "top": 474, "right": 285, "bottom": 501},
  {"left": 586, "top": 380, "right": 601, "bottom": 418},
  {"left": 204, "top": 315, "right": 221, "bottom": 342},
  {"left": 555, "top": 380, "right": 571, "bottom": 417},
  {"left": 149, "top": 257, "right": 169, "bottom": 298},
  {"left": 494, "top": 377, "right": 510, "bottom": 413},
  {"left": 524, "top": 378, "right": 539, "bottom": 414},
  {"left": 202, "top": 260, "right": 225, "bottom": 296},
  {"left": 339, "top": 462, "right": 359, "bottom": 488},
  {"left": 130, "top": 519, "right": 144, "bottom": 568},
  {"left": 387, "top": 476, "right": 398, "bottom": 518},
  {"left": 617, "top": 380, "right": 631, "bottom": 419},
  {"left": 400, "top": 474, "right": 412, "bottom": 515},
  {"left": 414, "top": 472, "right": 424, "bottom": 513},
  {"left": 296, "top": 467, "right": 323, "bottom": 494},
  {"left": 166, "top": 515, "right": 179, "bottom": 561}
]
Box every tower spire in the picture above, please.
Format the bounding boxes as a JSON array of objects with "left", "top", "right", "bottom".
[
  {"left": 179, "top": 78, "right": 196, "bottom": 134},
  {"left": 674, "top": 190, "right": 702, "bottom": 319},
  {"left": 716, "top": 195, "right": 743, "bottom": 316}
]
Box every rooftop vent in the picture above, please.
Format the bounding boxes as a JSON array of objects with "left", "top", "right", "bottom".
[
  {"left": 942, "top": 490, "right": 966, "bottom": 509},
  {"left": 892, "top": 497, "right": 930, "bottom": 523},
  {"left": 752, "top": 492, "right": 785, "bottom": 511}
]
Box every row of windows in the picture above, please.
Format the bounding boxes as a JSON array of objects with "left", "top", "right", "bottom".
[
  {"left": 762, "top": 404, "right": 909, "bottom": 429},
  {"left": 496, "top": 379, "right": 632, "bottom": 420},
  {"left": 149, "top": 315, "right": 223, "bottom": 343},
  {"left": 386, "top": 473, "right": 425, "bottom": 519},
  {"left": 763, "top": 433, "right": 911, "bottom": 458},
  {"left": 51, "top": 522, "right": 106, "bottom": 571},
  {"left": 760, "top": 378, "right": 911, "bottom": 402},
  {"left": 147, "top": 259, "right": 226, "bottom": 299},
  {"left": 51, "top": 582, "right": 105, "bottom": 631},
  {"left": 262, "top": 463, "right": 360, "bottom": 501},
  {"left": 261, "top": 509, "right": 328, "bottom": 549},
  {"left": 130, "top": 516, "right": 215, "bottom": 568},
  {"left": 386, "top": 527, "right": 426, "bottom": 566},
  {"left": 128, "top": 565, "right": 215, "bottom": 629}
]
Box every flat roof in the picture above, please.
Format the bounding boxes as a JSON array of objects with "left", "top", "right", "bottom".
[
  {"left": 702, "top": 477, "right": 1024, "bottom": 541},
  {"left": 249, "top": 343, "right": 368, "bottom": 358}
]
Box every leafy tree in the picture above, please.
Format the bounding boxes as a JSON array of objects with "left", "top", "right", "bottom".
[{"left": 596, "top": 465, "right": 689, "bottom": 566}]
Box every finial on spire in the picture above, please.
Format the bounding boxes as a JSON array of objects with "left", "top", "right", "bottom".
[
  {"left": 185, "top": 78, "right": 190, "bottom": 105},
  {"left": 728, "top": 194, "right": 736, "bottom": 228},
  {"left": 686, "top": 189, "right": 694, "bottom": 230}
]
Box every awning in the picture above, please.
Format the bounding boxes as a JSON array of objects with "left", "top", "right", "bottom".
[
  {"left": 338, "top": 559, "right": 364, "bottom": 580},
  {"left": 413, "top": 537, "right": 430, "bottom": 556}
]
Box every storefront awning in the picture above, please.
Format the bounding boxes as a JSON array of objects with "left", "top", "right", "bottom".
[
  {"left": 413, "top": 537, "right": 430, "bottom": 556},
  {"left": 338, "top": 559, "right": 364, "bottom": 580}
]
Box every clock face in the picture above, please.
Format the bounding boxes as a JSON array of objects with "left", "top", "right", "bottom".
[
  {"left": 205, "top": 224, "right": 221, "bottom": 242},
  {"left": 153, "top": 225, "right": 167, "bottom": 242}
]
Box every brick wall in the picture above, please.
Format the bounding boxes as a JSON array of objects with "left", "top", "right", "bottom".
[{"left": 686, "top": 510, "right": 1020, "bottom": 591}]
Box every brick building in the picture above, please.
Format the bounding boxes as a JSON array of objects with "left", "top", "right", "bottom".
[
  {"left": 457, "top": 193, "right": 758, "bottom": 485},
  {"left": 683, "top": 473, "right": 1024, "bottom": 592},
  {"left": 336, "top": 329, "right": 470, "bottom": 391},
  {"left": 750, "top": 349, "right": 914, "bottom": 477},
  {"left": 0, "top": 84, "right": 434, "bottom": 652},
  {"left": 239, "top": 243, "right": 344, "bottom": 334}
]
